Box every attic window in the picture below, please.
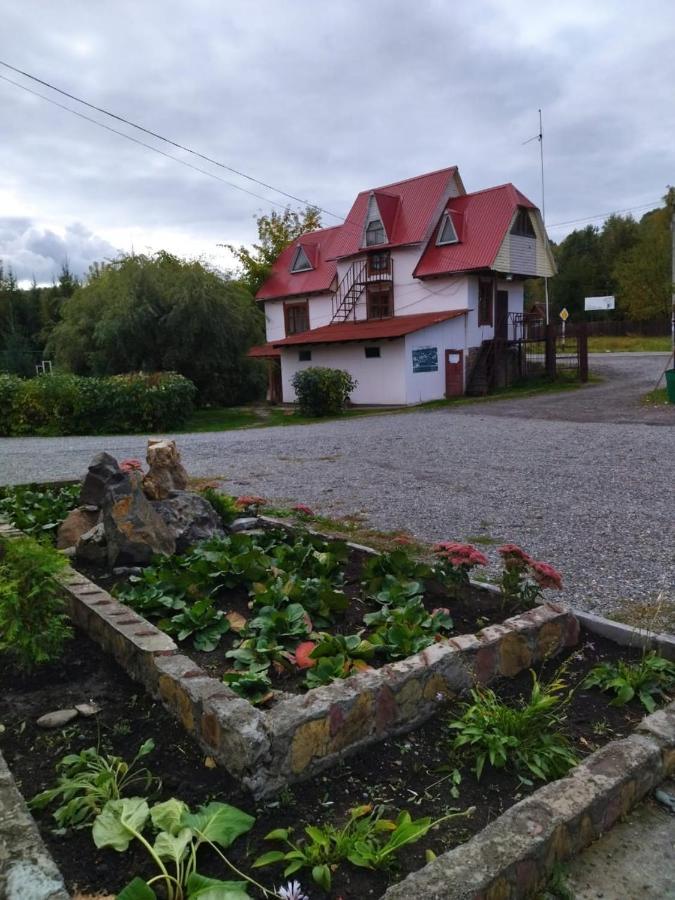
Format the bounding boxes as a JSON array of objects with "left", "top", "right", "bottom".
[
  {"left": 511, "top": 209, "right": 536, "bottom": 238},
  {"left": 290, "top": 245, "right": 313, "bottom": 273},
  {"left": 436, "top": 212, "right": 459, "bottom": 246},
  {"left": 365, "top": 219, "right": 386, "bottom": 246}
]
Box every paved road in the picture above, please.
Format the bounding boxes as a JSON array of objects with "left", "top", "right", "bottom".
[{"left": 1, "top": 354, "right": 673, "bottom": 614}]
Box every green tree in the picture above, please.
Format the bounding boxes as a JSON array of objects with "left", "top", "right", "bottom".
[
  {"left": 226, "top": 205, "right": 322, "bottom": 295},
  {"left": 613, "top": 190, "right": 674, "bottom": 321},
  {"left": 47, "top": 252, "right": 266, "bottom": 405}
]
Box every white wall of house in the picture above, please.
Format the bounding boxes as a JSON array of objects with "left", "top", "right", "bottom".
[
  {"left": 404, "top": 317, "right": 466, "bottom": 404},
  {"left": 264, "top": 301, "right": 287, "bottom": 342},
  {"left": 281, "top": 340, "right": 408, "bottom": 405}
]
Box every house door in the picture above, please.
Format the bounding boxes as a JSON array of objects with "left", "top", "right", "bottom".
[
  {"left": 445, "top": 349, "right": 464, "bottom": 397},
  {"left": 268, "top": 359, "right": 282, "bottom": 405},
  {"left": 495, "top": 290, "right": 509, "bottom": 340}
]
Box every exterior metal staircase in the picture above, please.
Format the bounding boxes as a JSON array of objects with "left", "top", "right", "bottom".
[{"left": 330, "top": 259, "right": 368, "bottom": 323}]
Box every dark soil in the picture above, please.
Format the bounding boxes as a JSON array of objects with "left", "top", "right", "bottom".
[
  {"left": 0, "top": 628, "right": 649, "bottom": 900},
  {"left": 76, "top": 541, "right": 507, "bottom": 695}
]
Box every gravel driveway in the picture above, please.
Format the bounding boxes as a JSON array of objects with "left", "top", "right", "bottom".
[{"left": 1, "top": 354, "right": 673, "bottom": 615}]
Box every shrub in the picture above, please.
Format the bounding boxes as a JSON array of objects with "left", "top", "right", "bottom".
[
  {"left": 291, "top": 367, "right": 357, "bottom": 417},
  {"left": 0, "top": 536, "right": 72, "bottom": 669},
  {"left": 0, "top": 371, "right": 196, "bottom": 436}
]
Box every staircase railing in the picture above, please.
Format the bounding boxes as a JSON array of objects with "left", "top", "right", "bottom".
[{"left": 330, "top": 259, "right": 368, "bottom": 323}]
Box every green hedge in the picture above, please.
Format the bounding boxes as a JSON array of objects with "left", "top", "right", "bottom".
[
  {"left": 0, "top": 372, "right": 197, "bottom": 436},
  {"left": 291, "top": 367, "right": 357, "bottom": 417}
]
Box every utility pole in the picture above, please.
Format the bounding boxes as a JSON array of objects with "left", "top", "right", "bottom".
[
  {"left": 524, "top": 110, "right": 549, "bottom": 324},
  {"left": 671, "top": 203, "right": 674, "bottom": 358}
]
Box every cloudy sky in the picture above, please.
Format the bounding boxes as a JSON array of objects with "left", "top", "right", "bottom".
[{"left": 1, "top": 0, "right": 673, "bottom": 284}]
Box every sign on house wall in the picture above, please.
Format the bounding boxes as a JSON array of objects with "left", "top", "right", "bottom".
[{"left": 412, "top": 347, "right": 438, "bottom": 373}]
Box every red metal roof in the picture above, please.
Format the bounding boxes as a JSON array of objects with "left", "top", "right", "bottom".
[
  {"left": 330, "top": 166, "right": 461, "bottom": 258},
  {"left": 255, "top": 225, "right": 343, "bottom": 301},
  {"left": 413, "top": 184, "right": 536, "bottom": 278},
  {"left": 247, "top": 342, "right": 281, "bottom": 358},
  {"left": 272, "top": 310, "right": 467, "bottom": 346}
]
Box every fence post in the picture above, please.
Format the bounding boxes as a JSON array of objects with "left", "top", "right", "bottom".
[
  {"left": 578, "top": 323, "right": 589, "bottom": 382},
  {"left": 545, "top": 323, "right": 557, "bottom": 379}
]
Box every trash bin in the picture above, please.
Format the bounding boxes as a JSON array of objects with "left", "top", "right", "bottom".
[{"left": 666, "top": 369, "right": 675, "bottom": 404}]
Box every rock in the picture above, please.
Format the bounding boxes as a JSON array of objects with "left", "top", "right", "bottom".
[
  {"left": 75, "top": 702, "right": 101, "bottom": 717},
  {"left": 60, "top": 546, "right": 76, "bottom": 558},
  {"left": 229, "top": 517, "right": 259, "bottom": 533},
  {"left": 75, "top": 522, "right": 108, "bottom": 567},
  {"left": 79, "top": 452, "right": 128, "bottom": 508},
  {"left": 142, "top": 439, "right": 189, "bottom": 501},
  {"left": 151, "top": 490, "right": 226, "bottom": 552},
  {"left": 37, "top": 709, "right": 78, "bottom": 728},
  {"left": 56, "top": 506, "right": 101, "bottom": 549},
  {"left": 103, "top": 472, "right": 175, "bottom": 567},
  {"left": 112, "top": 565, "right": 143, "bottom": 577}
]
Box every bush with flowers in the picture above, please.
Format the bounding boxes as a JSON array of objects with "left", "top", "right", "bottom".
[{"left": 498, "top": 543, "right": 562, "bottom": 612}]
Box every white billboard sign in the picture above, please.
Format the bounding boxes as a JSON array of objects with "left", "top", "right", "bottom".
[{"left": 585, "top": 296, "right": 615, "bottom": 311}]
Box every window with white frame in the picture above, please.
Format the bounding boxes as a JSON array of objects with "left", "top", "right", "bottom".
[
  {"left": 365, "top": 219, "right": 386, "bottom": 246},
  {"left": 436, "top": 212, "right": 459, "bottom": 245},
  {"left": 290, "top": 245, "right": 313, "bottom": 272}
]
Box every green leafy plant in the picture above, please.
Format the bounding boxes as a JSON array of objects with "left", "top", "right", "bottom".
[
  {"left": 200, "top": 487, "right": 240, "bottom": 526},
  {"left": 362, "top": 549, "right": 431, "bottom": 594},
  {"left": 0, "top": 535, "right": 72, "bottom": 669},
  {"left": 245, "top": 603, "right": 311, "bottom": 646},
  {"left": 584, "top": 652, "right": 675, "bottom": 712},
  {"left": 291, "top": 367, "right": 357, "bottom": 417},
  {"left": 93, "top": 797, "right": 266, "bottom": 900},
  {"left": 222, "top": 664, "right": 274, "bottom": 705},
  {"left": 365, "top": 600, "right": 453, "bottom": 660},
  {"left": 160, "top": 598, "right": 230, "bottom": 652},
  {"left": 0, "top": 483, "right": 79, "bottom": 538},
  {"left": 30, "top": 740, "right": 159, "bottom": 829},
  {"left": 302, "top": 633, "right": 374, "bottom": 688},
  {"left": 253, "top": 803, "right": 472, "bottom": 891},
  {"left": 450, "top": 670, "right": 577, "bottom": 781},
  {"left": 369, "top": 575, "right": 425, "bottom": 608}
]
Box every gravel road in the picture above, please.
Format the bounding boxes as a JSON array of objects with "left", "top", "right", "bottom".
[{"left": 1, "top": 354, "right": 673, "bottom": 615}]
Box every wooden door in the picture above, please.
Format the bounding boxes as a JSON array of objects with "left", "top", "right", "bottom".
[
  {"left": 269, "top": 360, "right": 282, "bottom": 404},
  {"left": 495, "top": 290, "right": 509, "bottom": 340},
  {"left": 445, "top": 349, "right": 464, "bottom": 397}
]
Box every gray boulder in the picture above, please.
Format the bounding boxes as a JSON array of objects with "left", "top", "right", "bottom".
[
  {"left": 75, "top": 522, "right": 107, "bottom": 566},
  {"left": 79, "top": 452, "right": 129, "bottom": 508},
  {"left": 103, "top": 473, "right": 175, "bottom": 567},
  {"left": 152, "top": 490, "right": 226, "bottom": 553}
]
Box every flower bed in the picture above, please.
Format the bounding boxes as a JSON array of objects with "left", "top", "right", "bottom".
[{"left": 1, "top": 625, "right": 673, "bottom": 899}]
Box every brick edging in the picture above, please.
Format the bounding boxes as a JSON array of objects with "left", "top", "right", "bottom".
[
  {"left": 0, "top": 750, "right": 69, "bottom": 900},
  {"left": 383, "top": 700, "right": 675, "bottom": 899}
]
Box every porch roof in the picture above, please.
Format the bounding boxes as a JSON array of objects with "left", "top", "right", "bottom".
[
  {"left": 271, "top": 310, "right": 467, "bottom": 347},
  {"left": 246, "top": 342, "right": 281, "bottom": 358}
]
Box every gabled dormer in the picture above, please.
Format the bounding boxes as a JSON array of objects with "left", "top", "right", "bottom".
[{"left": 289, "top": 242, "right": 316, "bottom": 273}]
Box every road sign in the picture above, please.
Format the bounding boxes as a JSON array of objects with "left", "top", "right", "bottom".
[
  {"left": 559, "top": 308, "right": 569, "bottom": 322},
  {"left": 585, "top": 296, "right": 615, "bottom": 311}
]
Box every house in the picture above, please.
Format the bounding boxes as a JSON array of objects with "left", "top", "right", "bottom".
[{"left": 248, "top": 165, "right": 555, "bottom": 405}]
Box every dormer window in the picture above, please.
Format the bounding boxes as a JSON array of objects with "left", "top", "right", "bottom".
[
  {"left": 436, "top": 212, "right": 459, "bottom": 246},
  {"left": 365, "top": 219, "right": 386, "bottom": 246},
  {"left": 511, "top": 208, "right": 536, "bottom": 238},
  {"left": 290, "top": 245, "right": 313, "bottom": 273}
]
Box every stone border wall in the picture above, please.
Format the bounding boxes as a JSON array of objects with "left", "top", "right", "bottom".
[
  {"left": 0, "top": 751, "right": 69, "bottom": 900},
  {"left": 0, "top": 523, "right": 580, "bottom": 797},
  {"left": 383, "top": 699, "right": 675, "bottom": 899}
]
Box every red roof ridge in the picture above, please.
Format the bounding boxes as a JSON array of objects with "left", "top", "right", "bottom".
[
  {"left": 459, "top": 182, "right": 535, "bottom": 206},
  {"left": 360, "top": 165, "right": 458, "bottom": 196},
  {"left": 271, "top": 309, "right": 467, "bottom": 347}
]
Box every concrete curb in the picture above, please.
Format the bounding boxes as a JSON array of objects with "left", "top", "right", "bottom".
[
  {"left": 573, "top": 608, "right": 675, "bottom": 660},
  {"left": 383, "top": 699, "right": 675, "bottom": 899},
  {"left": 0, "top": 751, "right": 69, "bottom": 900}
]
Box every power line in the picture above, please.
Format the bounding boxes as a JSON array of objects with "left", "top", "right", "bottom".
[
  {"left": 0, "top": 73, "right": 292, "bottom": 211},
  {"left": 0, "top": 58, "right": 343, "bottom": 219},
  {"left": 547, "top": 201, "right": 661, "bottom": 229}
]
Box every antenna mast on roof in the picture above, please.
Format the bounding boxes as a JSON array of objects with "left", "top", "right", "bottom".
[{"left": 523, "top": 108, "right": 549, "bottom": 324}]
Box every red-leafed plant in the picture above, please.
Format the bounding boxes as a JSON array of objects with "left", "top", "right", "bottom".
[
  {"left": 433, "top": 541, "right": 488, "bottom": 590},
  {"left": 498, "top": 544, "right": 562, "bottom": 612}
]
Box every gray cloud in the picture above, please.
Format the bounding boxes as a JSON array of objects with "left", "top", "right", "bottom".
[{"left": 0, "top": 0, "right": 673, "bottom": 266}]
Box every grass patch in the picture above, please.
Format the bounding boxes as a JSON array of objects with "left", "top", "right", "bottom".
[
  {"left": 465, "top": 534, "right": 503, "bottom": 546},
  {"left": 610, "top": 597, "right": 675, "bottom": 636},
  {"left": 642, "top": 387, "right": 671, "bottom": 406},
  {"left": 588, "top": 335, "right": 671, "bottom": 353}
]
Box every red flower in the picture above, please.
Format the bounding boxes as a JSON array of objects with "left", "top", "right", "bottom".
[
  {"left": 120, "top": 458, "right": 143, "bottom": 472},
  {"left": 392, "top": 533, "right": 414, "bottom": 546},
  {"left": 292, "top": 504, "right": 314, "bottom": 516},
  {"left": 295, "top": 641, "right": 317, "bottom": 669},
  {"left": 531, "top": 560, "right": 563, "bottom": 590},
  {"left": 235, "top": 495, "right": 266, "bottom": 508},
  {"left": 433, "top": 542, "right": 488, "bottom": 568},
  {"left": 498, "top": 543, "right": 533, "bottom": 570}
]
